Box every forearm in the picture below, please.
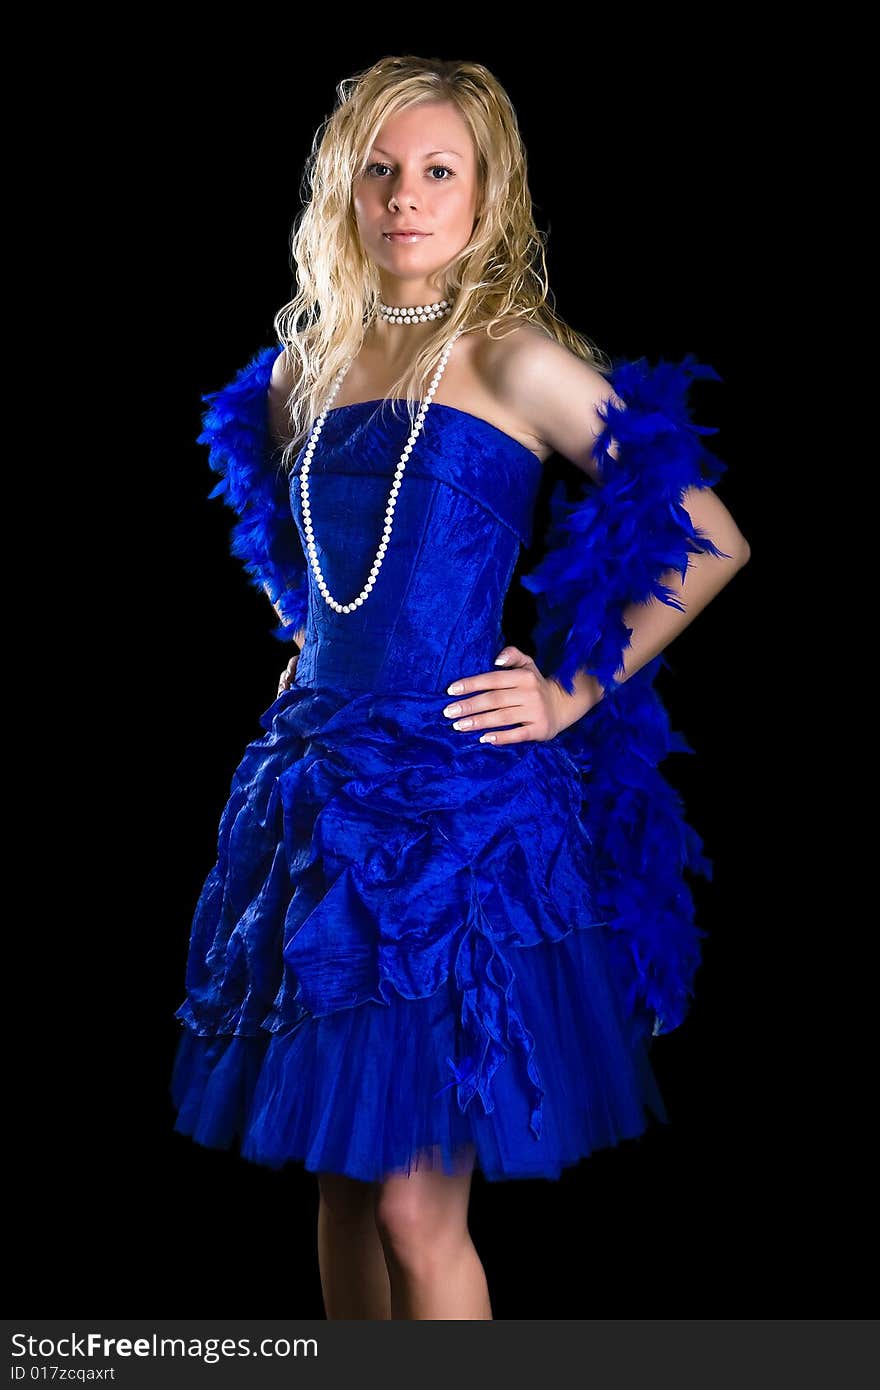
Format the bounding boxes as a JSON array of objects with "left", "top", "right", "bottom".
[{"left": 550, "top": 543, "right": 750, "bottom": 729}]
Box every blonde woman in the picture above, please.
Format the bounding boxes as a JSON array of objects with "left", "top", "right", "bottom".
[{"left": 170, "top": 54, "right": 750, "bottom": 1319}]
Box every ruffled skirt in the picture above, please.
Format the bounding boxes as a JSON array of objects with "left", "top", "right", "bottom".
[{"left": 170, "top": 681, "right": 669, "bottom": 1183}]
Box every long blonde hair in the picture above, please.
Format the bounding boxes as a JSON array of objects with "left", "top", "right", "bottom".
[{"left": 273, "top": 53, "right": 611, "bottom": 471}]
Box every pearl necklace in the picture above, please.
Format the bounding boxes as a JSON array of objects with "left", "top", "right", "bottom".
[
  {"left": 299, "top": 325, "right": 465, "bottom": 615},
  {"left": 378, "top": 297, "right": 452, "bottom": 323}
]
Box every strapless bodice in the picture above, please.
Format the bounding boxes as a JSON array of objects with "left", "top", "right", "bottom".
[{"left": 288, "top": 399, "right": 544, "bottom": 694}]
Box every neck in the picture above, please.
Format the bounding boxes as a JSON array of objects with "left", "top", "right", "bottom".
[{"left": 364, "top": 304, "right": 452, "bottom": 368}]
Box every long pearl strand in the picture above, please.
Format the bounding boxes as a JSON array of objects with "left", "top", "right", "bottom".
[{"left": 299, "top": 325, "right": 465, "bottom": 615}]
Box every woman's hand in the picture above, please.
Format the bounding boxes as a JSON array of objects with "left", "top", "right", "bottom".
[
  {"left": 277, "top": 652, "right": 299, "bottom": 697},
  {"left": 441, "top": 645, "right": 598, "bottom": 746}
]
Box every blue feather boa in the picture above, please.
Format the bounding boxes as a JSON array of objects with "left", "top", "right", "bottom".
[
  {"left": 197, "top": 344, "right": 309, "bottom": 641},
  {"left": 520, "top": 352, "right": 730, "bottom": 1038},
  {"left": 520, "top": 352, "right": 730, "bottom": 697},
  {"left": 196, "top": 344, "right": 730, "bottom": 1042}
]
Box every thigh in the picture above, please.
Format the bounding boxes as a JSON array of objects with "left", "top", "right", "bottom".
[{"left": 316, "top": 1170, "right": 380, "bottom": 1221}]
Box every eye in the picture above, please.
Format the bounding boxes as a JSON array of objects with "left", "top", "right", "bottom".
[{"left": 365, "top": 162, "right": 454, "bottom": 181}]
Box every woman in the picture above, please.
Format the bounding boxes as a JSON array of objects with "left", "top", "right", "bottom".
[{"left": 170, "top": 54, "right": 750, "bottom": 1319}]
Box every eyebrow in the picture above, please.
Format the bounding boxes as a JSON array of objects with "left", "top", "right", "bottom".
[{"left": 372, "top": 146, "right": 463, "bottom": 159}]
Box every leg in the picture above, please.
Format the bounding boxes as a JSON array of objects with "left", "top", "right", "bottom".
[
  {"left": 316, "top": 1171, "right": 392, "bottom": 1320},
  {"left": 375, "top": 1143, "right": 492, "bottom": 1320}
]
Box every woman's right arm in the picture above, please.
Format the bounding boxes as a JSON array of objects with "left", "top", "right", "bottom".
[
  {"left": 266, "top": 348, "right": 307, "bottom": 647},
  {"left": 265, "top": 586, "right": 306, "bottom": 650},
  {"left": 268, "top": 347, "right": 296, "bottom": 447}
]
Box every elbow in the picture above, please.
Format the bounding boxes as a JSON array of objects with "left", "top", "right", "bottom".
[{"left": 721, "top": 531, "right": 751, "bottom": 567}]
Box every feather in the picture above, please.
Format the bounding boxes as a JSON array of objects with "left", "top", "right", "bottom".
[{"left": 197, "top": 344, "right": 308, "bottom": 642}]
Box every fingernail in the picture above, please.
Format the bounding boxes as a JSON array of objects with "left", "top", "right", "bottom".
[
  {"left": 494, "top": 654, "right": 509, "bottom": 665},
  {"left": 447, "top": 682, "right": 463, "bottom": 695},
  {"left": 479, "top": 734, "right": 497, "bottom": 743}
]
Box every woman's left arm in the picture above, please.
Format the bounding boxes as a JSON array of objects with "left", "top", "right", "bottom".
[
  {"left": 446, "top": 524, "right": 749, "bottom": 742},
  {"left": 441, "top": 330, "right": 750, "bottom": 744}
]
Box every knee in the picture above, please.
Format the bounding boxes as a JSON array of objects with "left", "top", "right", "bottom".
[
  {"left": 374, "top": 1186, "right": 465, "bottom": 1269},
  {"left": 375, "top": 1190, "right": 433, "bottom": 1264}
]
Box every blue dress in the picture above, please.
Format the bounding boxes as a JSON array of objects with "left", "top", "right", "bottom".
[{"left": 170, "top": 343, "right": 731, "bottom": 1183}]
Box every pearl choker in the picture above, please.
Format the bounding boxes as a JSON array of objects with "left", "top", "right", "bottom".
[{"left": 378, "top": 298, "right": 453, "bottom": 323}]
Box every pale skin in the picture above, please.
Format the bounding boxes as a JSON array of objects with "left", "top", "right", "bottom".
[{"left": 265, "top": 100, "right": 750, "bottom": 1320}]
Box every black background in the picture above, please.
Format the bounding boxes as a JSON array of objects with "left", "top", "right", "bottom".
[{"left": 14, "top": 27, "right": 847, "bottom": 1320}]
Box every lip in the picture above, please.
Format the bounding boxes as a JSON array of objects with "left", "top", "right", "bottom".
[{"left": 383, "top": 231, "right": 430, "bottom": 241}]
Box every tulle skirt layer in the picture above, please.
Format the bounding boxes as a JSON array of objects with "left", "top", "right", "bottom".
[{"left": 171, "top": 918, "right": 668, "bottom": 1184}]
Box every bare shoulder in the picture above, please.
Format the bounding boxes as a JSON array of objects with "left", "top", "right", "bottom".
[
  {"left": 476, "top": 320, "right": 624, "bottom": 481},
  {"left": 471, "top": 316, "right": 550, "bottom": 383},
  {"left": 269, "top": 344, "right": 297, "bottom": 392}
]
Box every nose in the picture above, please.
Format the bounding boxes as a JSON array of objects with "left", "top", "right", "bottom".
[{"left": 387, "top": 171, "right": 420, "bottom": 208}]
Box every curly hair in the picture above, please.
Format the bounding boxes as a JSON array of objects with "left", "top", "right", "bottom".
[{"left": 272, "top": 53, "right": 611, "bottom": 471}]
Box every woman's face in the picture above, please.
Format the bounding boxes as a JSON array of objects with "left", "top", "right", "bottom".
[{"left": 353, "top": 100, "right": 480, "bottom": 300}]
